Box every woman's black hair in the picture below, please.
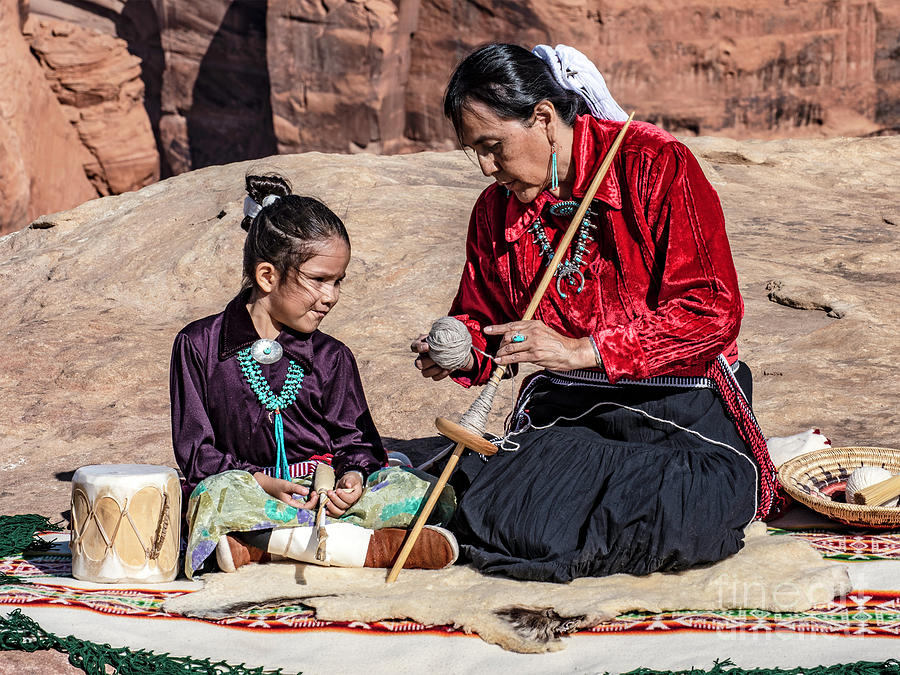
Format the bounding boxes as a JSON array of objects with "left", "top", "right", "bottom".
[
  {"left": 240, "top": 173, "right": 349, "bottom": 290},
  {"left": 443, "top": 43, "right": 590, "bottom": 135}
]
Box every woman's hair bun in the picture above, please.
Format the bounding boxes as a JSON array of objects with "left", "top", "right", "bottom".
[{"left": 443, "top": 42, "right": 591, "bottom": 133}]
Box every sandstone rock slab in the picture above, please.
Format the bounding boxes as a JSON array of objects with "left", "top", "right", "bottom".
[{"left": 0, "top": 137, "right": 897, "bottom": 522}]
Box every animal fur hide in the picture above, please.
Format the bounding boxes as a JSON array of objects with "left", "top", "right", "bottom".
[{"left": 164, "top": 523, "right": 850, "bottom": 653}]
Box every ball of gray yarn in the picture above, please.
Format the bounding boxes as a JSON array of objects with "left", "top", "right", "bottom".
[{"left": 426, "top": 316, "right": 473, "bottom": 371}]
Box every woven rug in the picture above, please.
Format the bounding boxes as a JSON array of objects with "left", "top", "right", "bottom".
[{"left": 3, "top": 527, "right": 900, "bottom": 673}]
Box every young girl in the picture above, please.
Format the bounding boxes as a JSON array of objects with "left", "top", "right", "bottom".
[{"left": 171, "top": 173, "right": 456, "bottom": 578}]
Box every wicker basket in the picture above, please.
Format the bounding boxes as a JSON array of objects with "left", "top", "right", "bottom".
[{"left": 777, "top": 446, "right": 900, "bottom": 529}]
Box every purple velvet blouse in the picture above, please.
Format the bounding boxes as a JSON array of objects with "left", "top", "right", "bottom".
[{"left": 170, "top": 290, "right": 387, "bottom": 496}]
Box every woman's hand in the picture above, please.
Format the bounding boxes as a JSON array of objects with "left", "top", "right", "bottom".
[
  {"left": 253, "top": 471, "right": 318, "bottom": 510},
  {"left": 486, "top": 320, "right": 597, "bottom": 371},
  {"left": 410, "top": 333, "right": 474, "bottom": 381},
  {"left": 324, "top": 471, "right": 364, "bottom": 517}
]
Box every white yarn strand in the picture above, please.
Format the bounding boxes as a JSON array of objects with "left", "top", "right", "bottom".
[
  {"left": 532, "top": 44, "right": 628, "bottom": 122},
  {"left": 499, "top": 396, "right": 759, "bottom": 523}
]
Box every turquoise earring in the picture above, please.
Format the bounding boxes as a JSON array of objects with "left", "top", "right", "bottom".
[{"left": 550, "top": 143, "right": 558, "bottom": 192}]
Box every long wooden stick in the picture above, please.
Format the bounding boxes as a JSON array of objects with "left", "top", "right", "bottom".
[
  {"left": 385, "top": 442, "right": 464, "bottom": 583},
  {"left": 386, "top": 114, "right": 635, "bottom": 583},
  {"left": 385, "top": 418, "right": 494, "bottom": 583}
]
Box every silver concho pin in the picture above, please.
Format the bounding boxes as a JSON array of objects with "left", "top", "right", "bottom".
[{"left": 250, "top": 339, "right": 283, "bottom": 364}]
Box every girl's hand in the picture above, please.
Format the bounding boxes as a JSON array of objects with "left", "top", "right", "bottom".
[
  {"left": 486, "top": 320, "right": 597, "bottom": 371},
  {"left": 411, "top": 334, "right": 474, "bottom": 381},
  {"left": 324, "top": 471, "right": 364, "bottom": 517},
  {"left": 253, "top": 471, "right": 318, "bottom": 510}
]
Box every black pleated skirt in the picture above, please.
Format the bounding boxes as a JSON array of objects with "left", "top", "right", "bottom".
[{"left": 451, "top": 364, "right": 759, "bottom": 583}]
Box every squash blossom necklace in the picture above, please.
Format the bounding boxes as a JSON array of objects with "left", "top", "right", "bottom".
[
  {"left": 529, "top": 200, "right": 596, "bottom": 298},
  {"left": 237, "top": 338, "right": 304, "bottom": 481}
]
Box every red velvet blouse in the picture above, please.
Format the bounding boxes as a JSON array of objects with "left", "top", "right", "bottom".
[{"left": 450, "top": 116, "right": 743, "bottom": 386}]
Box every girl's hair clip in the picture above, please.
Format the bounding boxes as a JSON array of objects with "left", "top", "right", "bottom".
[
  {"left": 243, "top": 194, "right": 283, "bottom": 220},
  {"left": 243, "top": 196, "right": 262, "bottom": 219}
]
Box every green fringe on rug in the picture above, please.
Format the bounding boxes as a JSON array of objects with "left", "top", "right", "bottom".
[
  {"left": 0, "top": 514, "right": 64, "bottom": 557},
  {"left": 620, "top": 657, "right": 900, "bottom": 674},
  {"left": 0, "top": 609, "right": 300, "bottom": 675},
  {"left": 0, "top": 514, "right": 65, "bottom": 585}
]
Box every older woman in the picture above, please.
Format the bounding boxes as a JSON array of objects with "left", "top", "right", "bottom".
[{"left": 411, "top": 43, "right": 784, "bottom": 583}]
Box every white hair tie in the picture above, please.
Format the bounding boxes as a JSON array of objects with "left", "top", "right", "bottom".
[
  {"left": 243, "top": 196, "right": 262, "bottom": 219},
  {"left": 242, "top": 194, "right": 282, "bottom": 220},
  {"left": 532, "top": 44, "right": 628, "bottom": 122}
]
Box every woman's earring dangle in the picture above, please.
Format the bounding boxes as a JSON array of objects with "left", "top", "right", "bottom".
[{"left": 550, "top": 143, "right": 559, "bottom": 192}]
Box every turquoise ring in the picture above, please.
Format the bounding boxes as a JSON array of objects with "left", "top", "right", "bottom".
[{"left": 511, "top": 333, "right": 526, "bottom": 343}]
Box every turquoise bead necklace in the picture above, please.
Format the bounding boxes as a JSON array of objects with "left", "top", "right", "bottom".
[
  {"left": 237, "top": 347, "right": 305, "bottom": 481},
  {"left": 528, "top": 200, "right": 596, "bottom": 299}
]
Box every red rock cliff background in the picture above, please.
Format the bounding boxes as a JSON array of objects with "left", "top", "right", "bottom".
[{"left": 3, "top": 0, "right": 898, "bottom": 233}]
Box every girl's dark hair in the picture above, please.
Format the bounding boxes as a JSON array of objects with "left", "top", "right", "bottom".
[
  {"left": 240, "top": 173, "right": 349, "bottom": 289},
  {"left": 443, "top": 43, "right": 590, "bottom": 135}
]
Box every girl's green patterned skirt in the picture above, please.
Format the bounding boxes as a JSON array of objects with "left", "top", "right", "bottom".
[{"left": 185, "top": 466, "right": 455, "bottom": 578}]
